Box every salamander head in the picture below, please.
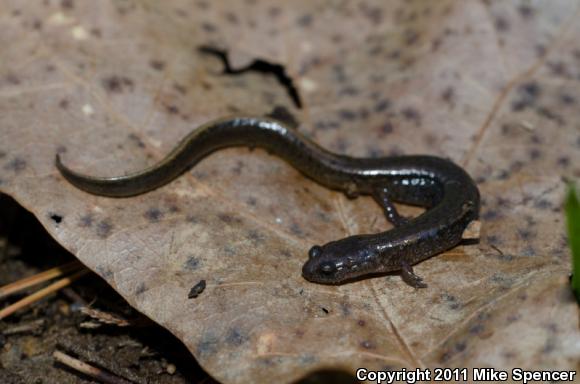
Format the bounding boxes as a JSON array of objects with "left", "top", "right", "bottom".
[{"left": 302, "top": 236, "right": 380, "bottom": 284}]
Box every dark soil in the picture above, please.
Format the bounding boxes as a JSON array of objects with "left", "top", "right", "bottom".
[{"left": 0, "top": 194, "right": 216, "bottom": 383}]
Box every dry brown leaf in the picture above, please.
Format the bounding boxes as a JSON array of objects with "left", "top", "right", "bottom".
[{"left": 1, "top": 1, "right": 579, "bottom": 383}]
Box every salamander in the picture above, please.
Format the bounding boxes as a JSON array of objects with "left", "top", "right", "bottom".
[{"left": 56, "top": 116, "right": 480, "bottom": 287}]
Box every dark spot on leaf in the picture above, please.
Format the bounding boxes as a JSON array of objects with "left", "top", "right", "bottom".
[
  {"left": 186, "top": 215, "right": 199, "bottom": 224},
  {"left": 547, "top": 61, "right": 568, "bottom": 77},
  {"left": 196, "top": 332, "right": 219, "bottom": 357},
  {"left": 401, "top": 107, "right": 421, "bottom": 124},
  {"left": 144, "top": 208, "right": 163, "bottom": 222},
  {"left": 225, "top": 328, "right": 247, "bottom": 346},
  {"left": 441, "top": 293, "right": 462, "bottom": 310},
  {"left": 528, "top": 148, "right": 541, "bottom": 160},
  {"left": 441, "top": 87, "right": 455, "bottom": 105},
  {"left": 490, "top": 273, "right": 514, "bottom": 288},
  {"left": 247, "top": 229, "right": 265, "bottom": 244},
  {"left": 535, "top": 44, "right": 546, "bottom": 57},
  {"left": 102, "top": 75, "right": 134, "bottom": 93},
  {"left": 201, "top": 22, "right": 216, "bottom": 33},
  {"left": 518, "top": 5, "right": 534, "bottom": 18},
  {"left": 517, "top": 229, "right": 533, "bottom": 241},
  {"left": 497, "top": 169, "right": 510, "bottom": 180},
  {"left": 357, "top": 107, "right": 369, "bottom": 120},
  {"left": 521, "top": 246, "right": 536, "bottom": 257},
  {"left": 223, "top": 245, "right": 236, "bottom": 257},
  {"left": 218, "top": 213, "right": 241, "bottom": 224},
  {"left": 128, "top": 133, "right": 145, "bottom": 148},
  {"left": 535, "top": 106, "right": 564, "bottom": 125},
  {"left": 338, "top": 109, "right": 357, "bottom": 121},
  {"left": 559, "top": 93, "right": 575, "bottom": 105},
  {"left": 360, "top": 4, "right": 383, "bottom": 25},
  {"left": 338, "top": 86, "right": 358, "bottom": 96},
  {"left": 340, "top": 302, "right": 350, "bottom": 316},
  {"left": 96, "top": 219, "right": 113, "bottom": 238},
  {"left": 49, "top": 213, "right": 63, "bottom": 224},
  {"left": 6, "top": 74, "right": 21, "bottom": 85},
  {"left": 173, "top": 83, "right": 187, "bottom": 95},
  {"left": 494, "top": 16, "right": 509, "bottom": 32},
  {"left": 289, "top": 223, "right": 304, "bottom": 237},
  {"left": 530, "top": 134, "right": 542, "bottom": 144},
  {"left": 510, "top": 160, "right": 524, "bottom": 172},
  {"left": 79, "top": 214, "right": 93, "bottom": 227},
  {"left": 184, "top": 256, "right": 200, "bottom": 270},
  {"left": 61, "top": 0, "right": 74, "bottom": 9},
  {"left": 296, "top": 14, "right": 313, "bottom": 27},
  {"left": 557, "top": 156, "right": 570, "bottom": 167},
  {"left": 4, "top": 157, "right": 27, "bottom": 172},
  {"left": 165, "top": 104, "right": 179, "bottom": 114},
  {"left": 487, "top": 234, "right": 502, "bottom": 246},
  {"left": 404, "top": 29, "right": 420, "bottom": 45},
  {"left": 135, "top": 283, "right": 147, "bottom": 295},
  {"left": 482, "top": 209, "right": 499, "bottom": 221},
  {"left": 314, "top": 120, "right": 339, "bottom": 131},
  {"left": 374, "top": 99, "right": 391, "bottom": 113},
  {"left": 231, "top": 160, "right": 244, "bottom": 175},
  {"left": 511, "top": 82, "right": 540, "bottom": 111},
  {"left": 224, "top": 12, "right": 238, "bottom": 24},
  {"left": 497, "top": 197, "right": 510, "bottom": 208},
  {"left": 149, "top": 60, "right": 165, "bottom": 71},
  {"left": 439, "top": 339, "right": 467, "bottom": 363},
  {"left": 431, "top": 36, "right": 443, "bottom": 51}
]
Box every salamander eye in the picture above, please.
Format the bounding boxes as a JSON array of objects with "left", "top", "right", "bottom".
[
  {"left": 309, "top": 245, "right": 323, "bottom": 259},
  {"left": 319, "top": 262, "right": 335, "bottom": 275}
]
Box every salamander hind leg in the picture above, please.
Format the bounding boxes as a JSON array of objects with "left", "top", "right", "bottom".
[
  {"left": 372, "top": 187, "right": 409, "bottom": 227},
  {"left": 401, "top": 260, "right": 428, "bottom": 288}
]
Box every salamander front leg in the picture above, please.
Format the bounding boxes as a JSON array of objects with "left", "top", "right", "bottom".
[
  {"left": 372, "top": 187, "right": 408, "bottom": 227},
  {"left": 401, "top": 260, "right": 428, "bottom": 288}
]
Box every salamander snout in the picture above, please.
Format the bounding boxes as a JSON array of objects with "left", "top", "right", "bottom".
[{"left": 302, "top": 245, "right": 342, "bottom": 284}]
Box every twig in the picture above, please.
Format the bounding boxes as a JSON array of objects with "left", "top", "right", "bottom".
[
  {"left": 53, "top": 350, "right": 134, "bottom": 384},
  {"left": 0, "top": 269, "right": 89, "bottom": 320},
  {"left": 79, "top": 307, "right": 131, "bottom": 327},
  {"left": 0, "top": 260, "right": 84, "bottom": 300},
  {"left": 2, "top": 319, "right": 45, "bottom": 335}
]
